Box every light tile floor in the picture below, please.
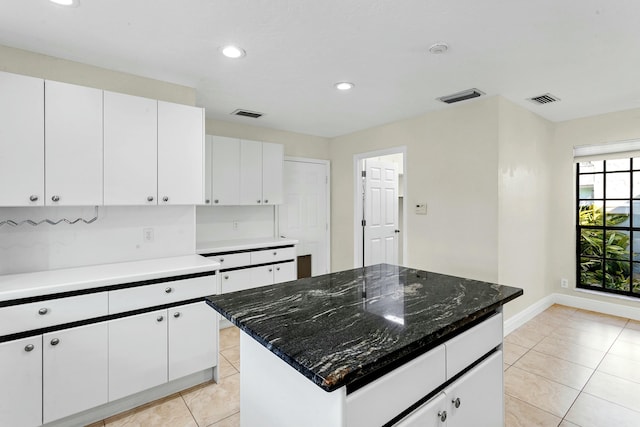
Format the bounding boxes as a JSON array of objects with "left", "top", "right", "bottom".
[{"left": 88, "top": 305, "right": 640, "bottom": 426}]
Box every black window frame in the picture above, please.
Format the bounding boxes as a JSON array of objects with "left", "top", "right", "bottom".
[{"left": 576, "top": 157, "right": 640, "bottom": 298}]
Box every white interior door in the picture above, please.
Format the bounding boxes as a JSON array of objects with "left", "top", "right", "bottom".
[
  {"left": 364, "top": 160, "right": 398, "bottom": 266},
  {"left": 279, "top": 159, "right": 329, "bottom": 276}
]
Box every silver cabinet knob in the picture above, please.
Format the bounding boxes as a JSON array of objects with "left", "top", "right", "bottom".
[
  {"left": 214, "top": 199, "right": 219, "bottom": 204},
  {"left": 50, "top": 338, "right": 59, "bottom": 346},
  {"left": 273, "top": 252, "right": 277, "bottom": 256},
  {"left": 163, "top": 196, "right": 169, "bottom": 202},
  {"left": 438, "top": 411, "right": 447, "bottom": 422},
  {"left": 257, "top": 200, "right": 261, "bottom": 203},
  {"left": 51, "top": 195, "right": 60, "bottom": 202},
  {"left": 205, "top": 199, "right": 210, "bottom": 204},
  {"left": 24, "top": 344, "right": 35, "bottom": 352},
  {"left": 219, "top": 257, "right": 224, "bottom": 262},
  {"left": 165, "top": 287, "right": 173, "bottom": 293},
  {"left": 276, "top": 267, "right": 280, "bottom": 271},
  {"left": 173, "top": 312, "right": 181, "bottom": 318},
  {"left": 29, "top": 195, "right": 39, "bottom": 202},
  {"left": 38, "top": 308, "right": 48, "bottom": 315},
  {"left": 264, "top": 199, "right": 269, "bottom": 203},
  {"left": 157, "top": 315, "right": 164, "bottom": 322},
  {"left": 147, "top": 196, "right": 154, "bottom": 202},
  {"left": 224, "top": 275, "right": 229, "bottom": 280},
  {"left": 452, "top": 397, "right": 461, "bottom": 408},
  {"left": 268, "top": 268, "right": 273, "bottom": 272}
]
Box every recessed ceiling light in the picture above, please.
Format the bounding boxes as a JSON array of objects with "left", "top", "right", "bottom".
[
  {"left": 335, "top": 82, "right": 355, "bottom": 91},
  {"left": 221, "top": 45, "right": 246, "bottom": 59},
  {"left": 49, "top": 0, "right": 79, "bottom": 6},
  {"left": 428, "top": 42, "right": 449, "bottom": 54}
]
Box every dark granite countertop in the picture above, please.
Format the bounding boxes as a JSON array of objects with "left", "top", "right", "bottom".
[{"left": 206, "top": 264, "right": 522, "bottom": 392}]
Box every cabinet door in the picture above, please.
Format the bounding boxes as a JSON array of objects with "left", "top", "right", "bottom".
[
  {"left": 45, "top": 80, "right": 103, "bottom": 205},
  {"left": 220, "top": 268, "right": 253, "bottom": 293},
  {"left": 240, "top": 139, "right": 263, "bottom": 205},
  {"left": 168, "top": 301, "right": 217, "bottom": 381},
  {"left": 211, "top": 136, "right": 241, "bottom": 205},
  {"left": 445, "top": 351, "right": 503, "bottom": 427},
  {"left": 262, "top": 142, "right": 284, "bottom": 205},
  {"left": 204, "top": 135, "right": 213, "bottom": 205},
  {"left": 395, "top": 392, "right": 447, "bottom": 427},
  {"left": 250, "top": 265, "right": 276, "bottom": 288},
  {"left": 0, "top": 72, "right": 44, "bottom": 206},
  {"left": 0, "top": 336, "right": 42, "bottom": 427},
  {"left": 157, "top": 101, "right": 204, "bottom": 205},
  {"left": 104, "top": 91, "right": 158, "bottom": 205},
  {"left": 109, "top": 310, "right": 168, "bottom": 401},
  {"left": 274, "top": 261, "right": 296, "bottom": 284},
  {"left": 43, "top": 322, "right": 108, "bottom": 423}
]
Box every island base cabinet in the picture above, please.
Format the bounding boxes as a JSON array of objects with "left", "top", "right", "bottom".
[
  {"left": 109, "top": 309, "right": 168, "bottom": 402},
  {"left": 43, "top": 322, "right": 108, "bottom": 424},
  {"left": 0, "top": 336, "right": 42, "bottom": 427},
  {"left": 168, "top": 301, "right": 217, "bottom": 381}
]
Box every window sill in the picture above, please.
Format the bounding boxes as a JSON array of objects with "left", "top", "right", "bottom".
[{"left": 574, "top": 287, "right": 640, "bottom": 303}]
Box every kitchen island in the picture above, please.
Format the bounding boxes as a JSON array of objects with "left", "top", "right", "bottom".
[{"left": 206, "top": 264, "right": 522, "bottom": 427}]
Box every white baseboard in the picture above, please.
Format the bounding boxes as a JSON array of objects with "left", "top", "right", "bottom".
[{"left": 503, "top": 295, "right": 555, "bottom": 336}]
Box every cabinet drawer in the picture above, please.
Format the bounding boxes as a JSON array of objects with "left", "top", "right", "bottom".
[
  {"left": 211, "top": 252, "right": 251, "bottom": 270},
  {"left": 445, "top": 312, "right": 503, "bottom": 379},
  {"left": 220, "top": 268, "right": 254, "bottom": 294},
  {"left": 346, "top": 345, "right": 446, "bottom": 427},
  {"left": 109, "top": 275, "right": 216, "bottom": 314},
  {"left": 251, "top": 247, "right": 296, "bottom": 265},
  {"left": 0, "top": 293, "right": 108, "bottom": 336}
]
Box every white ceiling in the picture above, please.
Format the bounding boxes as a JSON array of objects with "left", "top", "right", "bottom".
[{"left": 1, "top": 0, "right": 639, "bottom": 138}]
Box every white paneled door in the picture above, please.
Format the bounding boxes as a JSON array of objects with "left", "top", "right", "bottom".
[
  {"left": 279, "top": 159, "right": 330, "bottom": 276},
  {"left": 364, "top": 160, "right": 398, "bottom": 266}
]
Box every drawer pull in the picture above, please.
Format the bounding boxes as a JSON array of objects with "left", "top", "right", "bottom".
[
  {"left": 165, "top": 287, "right": 173, "bottom": 293},
  {"left": 257, "top": 199, "right": 261, "bottom": 203},
  {"left": 438, "top": 411, "right": 447, "bottom": 422},
  {"left": 50, "top": 338, "right": 59, "bottom": 346},
  {"left": 173, "top": 312, "right": 181, "bottom": 318},
  {"left": 157, "top": 315, "right": 164, "bottom": 322},
  {"left": 219, "top": 258, "right": 224, "bottom": 262},
  {"left": 452, "top": 397, "right": 461, "bottom": 408},
  {"left": 29, "top": 195, "right": 39, "bottom": 202},
  {"left": 276, "top": 267, "right": 280, "bottom": 271},
  {"left": 51, "top": 195, "right": 60, "bottom": 202},
  {"left": 205, "top": 199, "right": 210, "bottom": 204},
  {"left": 24, "top": 344, "right": 35, "bottom": 352},
  {"left": 163, "top": 196, "right": 169, "bottom": 202},
  {"left": 268, "top": 268, "right": 273, "bottom": 272},
  {"left": 38, "top": 308, "right": 48, "bottom": 315},
  {"left": 264, "top": 199, "right": 269, "bottom": 203},
  {"left": 273, "top": 252, "right": 277, "bottom": 256},
  {"left": 214, "top": 199, "right": 219, "bottom": 204},
  {"left": 224, "top": 275, "right": 229, "bottom": 280},
  {"left": 147, "top": 196, "right": 154, "bottom": 202}
]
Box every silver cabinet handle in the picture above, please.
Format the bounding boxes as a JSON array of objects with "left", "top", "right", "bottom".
[
  {"left": 29, "top": 195, "right": 39, "bottom": 202},
  {"left": 173, "top": 312, "right": 181, "bottom": 318},
  {"left": 38, "top": 308, "right": 48, "bottom": 315},
  {"left": 214, "top": 199, "right": 219, "bottom": 204},
  {"left": 438, "top": 411, "right": 447, "bottom": 422},
  {"left": 51, "top": 195, "right": 60, "bottom": 202},
  {"left": 163, "top": 196, "right": 169, "bottom": 202},
  {"left": 165, "top": 287, "right": 173, "bottom": 293},
  {"left": 224, "top": 275, "right": 229, "bottom": 280},
  {"left": 147, "top": 196, "right": 154, "bottom": 202},
  {"left": 24, "top": 344, "right": 35, "bottom": 352},
  {"left": 50, "top": 338, "right": 59, "bottom": 346},
  {"left": 157, "top": 315, "right": 164, "bottom": 322},
  {"left": 452, "top": 397, "right": 461, "bottom": 408}
]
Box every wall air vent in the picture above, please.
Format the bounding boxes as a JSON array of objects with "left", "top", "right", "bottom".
[
  {"left": 528, "top": 93, "right": 560, "bottom": 105},
  {"left": 231, "top": 109, "right": 264, "bottom": 118},
  {"left": 437, "top": 88, "right": 485, "bottom": 104}
]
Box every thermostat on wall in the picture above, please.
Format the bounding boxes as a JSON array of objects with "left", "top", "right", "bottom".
[{"left": 415, "top": 203, "right": 427, "bottom": 215}]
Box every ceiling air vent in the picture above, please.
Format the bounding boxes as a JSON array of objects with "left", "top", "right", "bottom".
[
  {"left": 437, "top": 88, "right": 485, "bottom": 104},
  {"left": 528, "top": 93, "right": 560, "bottom": 105},
  {"left": 231, "top": 109, "right": 264, "bottom": 118}
]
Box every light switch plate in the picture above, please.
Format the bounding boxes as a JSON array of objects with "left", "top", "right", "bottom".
[{"left": 415, "top": 203, "right": 427, "bottom": 215}]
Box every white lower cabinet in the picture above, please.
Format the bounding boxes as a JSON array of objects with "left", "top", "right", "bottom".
[
  {"left": 273, "top": 261, "right": 296, "bottom": 283},
  {"left": 43, "top": 322, "right": 108, "bottom": 423},
  {"left": 221, "top": 261, "right": 297, "bottom": 293},
  {"left": 0, "top": 336, "right": 42, "bottom": 427},
  {"left": 395, "top": 392, "right": 447, "bottom": 427},
  {"left": 109, "top": 309, "right": 168, "bottom": 401}
]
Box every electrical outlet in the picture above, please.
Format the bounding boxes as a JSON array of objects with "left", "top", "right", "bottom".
[
  {"left": 233, "top": 221, "right": 239, "bottom": 230},
  {"left": 560, "top": 278, "right": 569, "bottom": 288},
  {"left": 143, "top": 228, "right": 154, "bottom": 242}
]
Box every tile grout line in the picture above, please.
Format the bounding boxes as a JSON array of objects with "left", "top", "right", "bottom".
[
  {"left": 179, "top": 393, "right": 201, "bottom": 427},
  {"left": 204, "top": 410, "right": 241, "bottom": 427}
]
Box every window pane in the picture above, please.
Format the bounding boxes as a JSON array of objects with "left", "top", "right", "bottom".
[
  {"left": 605, "top": 230, "right": 630, "bottom": 260},
  {"left": 580, "top": 258, "right": 602, "bottom": 287},
  {"left": 606, "top": 172, "right": 630, "bottom": 199},
  {"left": 632, "top": 172, "right": 640, "bottom": 199},
  {"left": 634, "top": 263, "right": 640, "bottom": 293},
  {"left": 579, "top": 201, "right": 604, "bottom": 226},
  {"left": 605, "top": 261, "right": 630, "bottom": 291},
  {"left": 579, "top": 174, "right": 603, "bottom": 199},
  {"left": 580, "top": 229, "right": 603, "bottom": 257},
  {"left": 606, "top": 158, "right": 631, "bottom": 172},
  {"left": 605, "top": 200, "right": 630, "bottom": 226},
  {"left": 579, "top": 160, "right": 603, "bottom": 173}
]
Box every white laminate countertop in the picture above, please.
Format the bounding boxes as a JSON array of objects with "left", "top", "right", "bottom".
[
  {"left": 196, "top": 237, "right": 299, "bottom": 254},
  {"left": 0, "top": 255, "right": 220, "bottom": 303}
]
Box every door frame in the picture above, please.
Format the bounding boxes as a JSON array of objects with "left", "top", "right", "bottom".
[
  {"left": 354, "top": 147, "right": 407, "bottom": 268},
  {"left": 277, "top": 156, "right": 331, "bottom": 274}
]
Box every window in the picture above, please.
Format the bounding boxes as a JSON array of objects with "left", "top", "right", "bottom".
[{"left": 577, "top": 158, "right": 640, "bottom": 297}]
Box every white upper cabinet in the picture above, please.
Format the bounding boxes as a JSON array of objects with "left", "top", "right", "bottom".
[
  {"left": 240, "top": 139, "right": 263, "bottom": 205},
  {"left": 0, "top": 72, "right": 44, "bottom": 207},
  {"left": 158, "top": 101, "right": 205, "bottom": 205},
  {"left": 104, "top": 91, "right": 158, "bottom": 205},
  {"left": 45, "top": 80, "right": 103, "bottom": 206},
  {"left": 262, "top": 142, "right": 284, "bottom": 205},
  {"left": 210, "top": 135, "right": 241, "bottom": 205}
]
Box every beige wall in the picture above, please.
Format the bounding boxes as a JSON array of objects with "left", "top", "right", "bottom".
[
  {"left": 0, "top": 44, "right": 195, "bottom": 105},
  {"left": 550, "top": 107, "right": 640, "bottom": 309},
  {"left": 329, "top": 97, "right": 500, "bottom": 282}
]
